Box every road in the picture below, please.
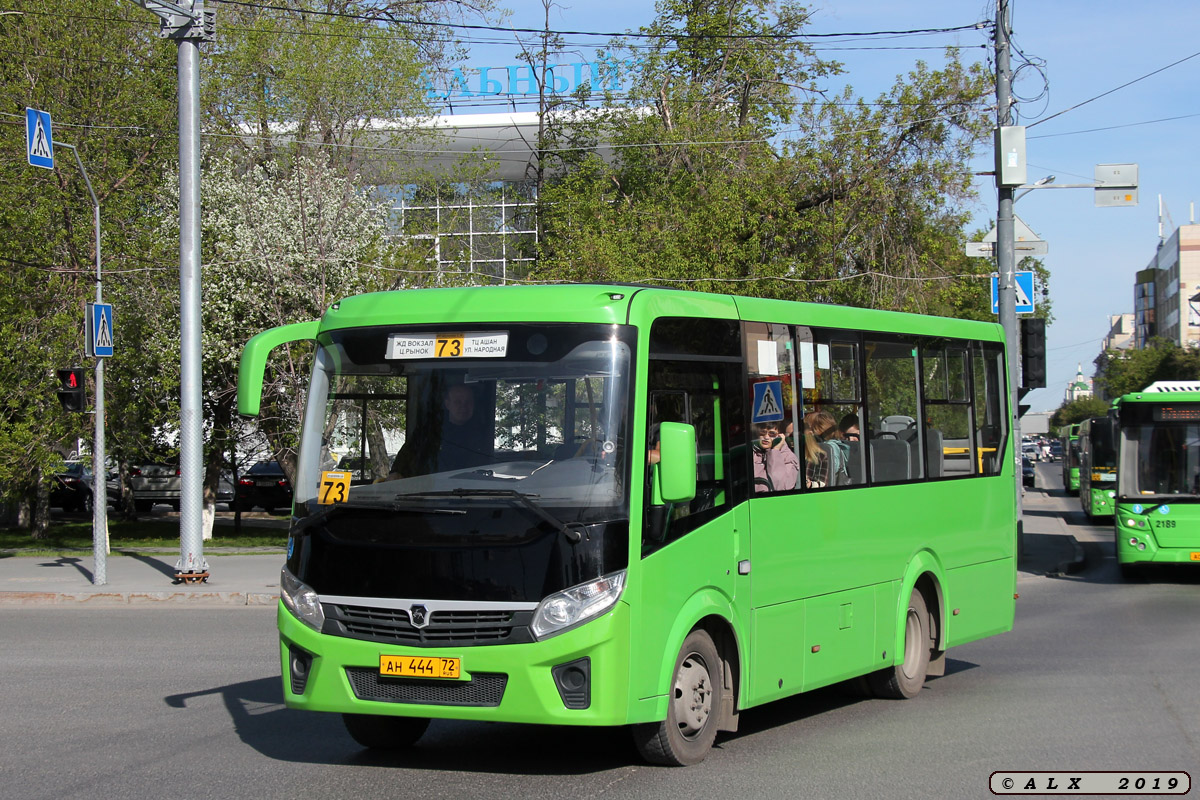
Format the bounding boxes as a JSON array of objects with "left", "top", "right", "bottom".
[{"left": 3, "top": 463, "right": 1198, "bottom": 800}]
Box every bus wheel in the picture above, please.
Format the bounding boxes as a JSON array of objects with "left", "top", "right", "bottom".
[
  {"left": 342, "top": 713, "right": 429, "bottom": 750},
  {"left": 632, "top": 629, "right": 722, "bottom": 766},
  {"left": 869, "top": 590, "right": 931, "bottom": 699}
]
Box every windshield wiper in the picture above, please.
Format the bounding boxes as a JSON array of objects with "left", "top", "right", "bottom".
[{"left": 394, "top": 488, "right": 585, "bottom": 543}]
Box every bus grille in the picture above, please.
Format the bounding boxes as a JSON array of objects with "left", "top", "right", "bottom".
[
  {"left": 323, "top": 603, "right": 535, "bottom": 646},
  {"left": 345, "top": 668, "right": 507, "bottom": 707}
]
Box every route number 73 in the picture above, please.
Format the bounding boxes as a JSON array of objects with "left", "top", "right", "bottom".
[{"left": 318, "top": 471, "right": 351, "bottom": 505}]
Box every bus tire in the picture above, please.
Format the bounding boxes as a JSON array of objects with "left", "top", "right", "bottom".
[
  {"left": 342, "top": 713, "right": 429, "bottom": 750},
  {"left": 869, "top": 590, "right": 931, "bottom": 699},
  {"left": 632, "top": 629, "right": 722, "bottom": 766}
]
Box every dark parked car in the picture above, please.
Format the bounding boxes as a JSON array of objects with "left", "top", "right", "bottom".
[
  {"left": 1022, "top": 456, "right": 1036, "bottom": 488},
  {"left": 50, "top": 461, "right": 93, "bottom": 512},
  {"left": 235, "top": 461, "right": 293, "bottom": 513}
]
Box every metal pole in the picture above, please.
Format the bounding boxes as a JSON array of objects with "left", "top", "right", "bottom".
[
  {"left": 176, "top": 34, "right": 208, "bottom": 581},
  {"left": 56, "top": 142, "right": 108, "bottom": 585},
  {"left": 995, "top": 0, "right": 1023, "bottom": 536}
]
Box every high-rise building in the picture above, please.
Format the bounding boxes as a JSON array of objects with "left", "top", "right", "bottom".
[{"left": 1134, "top": 223, "right": 1200, "bottom": 348}]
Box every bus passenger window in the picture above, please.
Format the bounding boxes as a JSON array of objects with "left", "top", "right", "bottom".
[{"left": 865, "top": 338, "right": 922, "bottom": 483}]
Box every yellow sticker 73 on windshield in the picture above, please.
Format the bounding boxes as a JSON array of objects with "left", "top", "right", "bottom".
[{"left": 318, "top": 471, "right": 351, "bottom": 505}]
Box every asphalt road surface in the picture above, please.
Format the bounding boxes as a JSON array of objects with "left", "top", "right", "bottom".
[{"left": 3, "top": 469, "right": 1197, "bottom": 800}]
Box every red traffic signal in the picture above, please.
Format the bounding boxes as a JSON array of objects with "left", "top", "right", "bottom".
[{"left": 56, "top": 367, "right": 86, "bottom": 413}]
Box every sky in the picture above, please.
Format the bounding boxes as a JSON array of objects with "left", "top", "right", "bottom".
[{"left": 454, "top": 1, "right": 1200, "bottom": 413}]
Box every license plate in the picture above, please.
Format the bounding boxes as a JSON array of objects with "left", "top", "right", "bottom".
[
  {"left": 379, "top": 655, "right": 460, "bottom": 679},
  {"left": 256, "top": 480, "right": 273, "bottom": 487},
  {"left": 1191, "top": 553, "right": 1200, "bottom": 562}
]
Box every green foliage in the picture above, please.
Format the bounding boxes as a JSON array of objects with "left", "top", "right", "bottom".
[
  {"left": 529, "top": 2, "right": 1011, "bottom": 321},
  {"left": 1096, "top": 339, "right": 1200, "bottom": 399},
  {"left": 1051, "top": 396, "right": 1110, "bottom": 429},
  {"left": 0, "top": 1, "right": 177, "bottom": 523}
]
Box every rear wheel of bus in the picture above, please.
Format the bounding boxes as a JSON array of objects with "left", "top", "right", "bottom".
[
  {"left": 632, "top": 628, "right": 723, "bottom": 766},
  {"left": 342, "top": 713, "right": 430, "bottom": 750},
  {"left": 868, "top": 590, "right": 931, "bottom": 699}
]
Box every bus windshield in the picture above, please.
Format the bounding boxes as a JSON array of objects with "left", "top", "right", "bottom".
[
  {"left": 294, "top": 322, "right": 634, "bottom": 526},
  {"left": 1123, "top": 404, "right": 1200, "bottom": 497}
]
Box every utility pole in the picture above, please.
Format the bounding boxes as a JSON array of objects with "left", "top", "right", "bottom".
[
  {"left": 57, "top": 143, "right": 109, "bottom": 585},
  {"left": 127, "top": 0, "right": 215, "bottom": 583},
  {"left": 994, "top": 0, "right": 1023, "bottom": 518}
]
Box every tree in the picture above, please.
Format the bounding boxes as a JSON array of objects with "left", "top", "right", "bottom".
[
  {"left": 1096, "top": 340, "right": 1200, "bottom": 399},
  {"left": 149, "top": 150, "right": 426, "bottom": 535},
  {"left": 1050, "top": 396, "right": 1109, "bottom": 429},
  {"left": 529, "top": 1, "right": 1014, "bottom": 321},
  {"left": 0, "top": 1, "right": 177, "bottom": 533}
]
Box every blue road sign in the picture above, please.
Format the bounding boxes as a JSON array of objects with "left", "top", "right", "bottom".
[
  {"left": 26, "top": 108, "right": 54, "bottom": 170},
  {"left": 991, "top": 271, "right": 1035, "bottom": 315},
  {"left": 87, "top": 303, "right": 114, "bottom": 358},
  {"left": 751, "top": 380, "right": 785, "bottom": 423}
]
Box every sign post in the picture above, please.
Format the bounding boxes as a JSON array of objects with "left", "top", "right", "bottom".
[{"left": 27, "top": 108, "right": 110, "bottom": 584}]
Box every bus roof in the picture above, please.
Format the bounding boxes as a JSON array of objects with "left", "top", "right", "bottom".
[{"left": 317, "top": 284, "right": 1005, "bottom": 341}]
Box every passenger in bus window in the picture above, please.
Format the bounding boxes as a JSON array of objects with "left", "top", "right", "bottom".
[
  {"left": 839, "top": 414, "right": 861, "bottom": 441},
  {"left": 804, "top": 411, "right": 851, "bottom": 487},
  {"left": 752, "top": 422, "right": 799, "bottom": 493}
]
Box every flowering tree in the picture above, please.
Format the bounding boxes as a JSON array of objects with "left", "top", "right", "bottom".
[{"left": 152, "top": 151, "right": 418, "bottom": 534}]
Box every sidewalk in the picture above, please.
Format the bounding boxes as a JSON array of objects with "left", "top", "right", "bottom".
[
  {"left": 0, "top": 551, "right": 284, "bottom": 606},
  {"left": 1017, "top": 469, "right": 1087, "bottom": 579}
]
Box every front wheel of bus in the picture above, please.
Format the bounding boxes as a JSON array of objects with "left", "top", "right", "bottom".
[
  {"left": 342, "top": 713, "right": 430, "bottom": 750},
  {"left": 632, "top": 629, "right": 723, "bottom": 766},
  {"left": 869, "top": 590, "right": 931, "bottom": 700}
]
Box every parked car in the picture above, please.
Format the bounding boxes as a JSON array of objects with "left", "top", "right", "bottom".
[
  {"left": 235, "top": 461, "right": 293, "bottom": 513},
  {"left": 50, "top": 461, "right": 93, "bottom": 512},
  {"left": 1022, "top": 456, "right": 1036, "bottom": 487},
  {"left": 131, "top": 463, "right": 180, "bottom": 512},
  {"left": 1021, "top": 442, "right": 1041, "bottom": 462}
]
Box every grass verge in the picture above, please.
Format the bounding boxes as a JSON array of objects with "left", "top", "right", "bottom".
[{"left": 1, "top": 517, "right": 287, "bottom": 556}]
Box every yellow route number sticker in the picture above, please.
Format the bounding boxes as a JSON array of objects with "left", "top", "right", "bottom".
[{"left": 318, "top": 471, "right": 351, "bottom": 505}]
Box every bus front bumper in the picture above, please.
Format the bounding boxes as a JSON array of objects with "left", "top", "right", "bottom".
[{"left": 277, "top": 600, "right": 632, "bottom": 726}]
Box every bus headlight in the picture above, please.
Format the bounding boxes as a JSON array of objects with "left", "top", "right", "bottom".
[
  {"left": 532, "top": 570, "right": 626, "bottom": 640},
  {"left": 281, "top": 567, "right": 325, "bottom": 632}
]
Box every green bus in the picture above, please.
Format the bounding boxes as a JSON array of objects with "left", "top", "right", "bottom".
[
  {"left": 1060, "top": 423, "right": 1081, "bottom": 494},
  {"left": 238, "top": 284, "right": 1016, "bottom": 766},
  {"left": 1078, "top": 416, "right": 1117, "bottom": 518},
  {"left": 1113, "top": 382, "right": 1200, "bottom": 579}
]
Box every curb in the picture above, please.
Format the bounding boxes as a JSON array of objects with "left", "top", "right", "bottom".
[{"left": 0, "top": 590, "right": 277, "bottom": 606}]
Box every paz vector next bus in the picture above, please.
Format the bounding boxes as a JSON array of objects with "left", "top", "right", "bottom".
[
  {"left": 1113, "top": 381, "right": 1200, "bottom": 579},
  {"left": 238, "top": 284, "right": 1017, "bottom": 766}
]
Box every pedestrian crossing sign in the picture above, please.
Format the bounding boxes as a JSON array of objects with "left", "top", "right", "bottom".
[
  {"left": 990, "top": 271, "right": 1035, "bottom": 315},
  {"left": 87, "top": 303, "right": 114, "bottom": 358},
  {"left": 26, "top": 108, "right": 54, "bottom": 170},
  {"left": 752, "top": 380, "right": 785, "bottom": 423}
]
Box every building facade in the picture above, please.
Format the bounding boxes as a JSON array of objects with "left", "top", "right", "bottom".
[{"left": 1134, "top": 223, "right": 1200, "bottom": 348}]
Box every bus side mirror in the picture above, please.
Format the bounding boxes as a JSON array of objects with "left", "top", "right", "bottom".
[
  {"left": 657, "top": 422, "right": 697, "bottom": 504},
  {"left": 238, "top": 321, "right": 319, "bottom": 417}
]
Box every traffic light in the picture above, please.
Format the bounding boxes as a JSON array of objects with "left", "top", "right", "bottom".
[
  {"left": 1020, "top": 317, "right": 1046, "bottom": 390},
  {"left": 56, "top": 367, "right": 86, "bottom": 413}
]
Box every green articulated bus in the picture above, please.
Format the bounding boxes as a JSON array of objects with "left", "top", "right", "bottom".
[
  {"left": 238, "top": 284, "right": 1017, "bottom": 766},
  {"left": 1078, "top": 416, "right": 1117, "bottom": 518},
  {"left": 1061, "top": 423, "right": 1081, "bottom": 494},
  {"left": 1112, "top": 381, "right": 1200, "bottom": 579}
]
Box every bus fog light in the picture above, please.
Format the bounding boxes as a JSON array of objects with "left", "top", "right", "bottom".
[
  {"left": 532, "top": 570, "right": 626, "bottom": 640},
  {"left": 1129, "top": 537, "right": 1139, "bottom": 546},
  {"left": 1138, "top": 542, "right": 1146, "bottom": 551},
  {"left": 281, "top": 567, "right": 325, "bottom": 632}
]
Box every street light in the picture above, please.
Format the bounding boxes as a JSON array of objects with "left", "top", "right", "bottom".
[{"left": 1015, "top": 174, "right": 1056, "bottom": 203}]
